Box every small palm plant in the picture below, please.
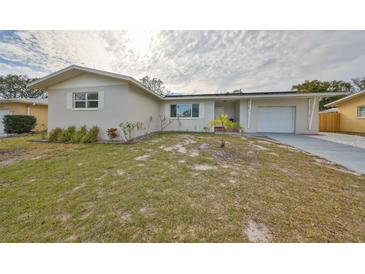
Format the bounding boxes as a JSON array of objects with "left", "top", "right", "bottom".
[{"left": 209, "top": 114, "right": 243, "bottom": 148}]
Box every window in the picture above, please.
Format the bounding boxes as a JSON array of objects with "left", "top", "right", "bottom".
[
  {"left": 358, "top": 106, "right": 365, "bottom": 118},
  {"left": 73, "top": 92, "right": 99, "bottom": 109},
  {"left": 170, "top": 104, "right": 199, "bottom": 118}
]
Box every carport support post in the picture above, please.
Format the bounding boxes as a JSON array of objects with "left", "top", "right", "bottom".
[
  {"left": 247, "top": 99, "right": 252, "bottom": 129},
  {"left": 308, "top": 97, "right": 319, "bottom": 131}
]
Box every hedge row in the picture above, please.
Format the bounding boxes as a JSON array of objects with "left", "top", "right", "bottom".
[
  {"left": 48, "top": 126, "right": 99, "bottom": 143},
  {"left": 3, "top": 115, "right": 36, "bottom": 134}
]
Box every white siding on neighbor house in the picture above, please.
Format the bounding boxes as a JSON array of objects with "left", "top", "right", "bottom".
[
  {"left": 239, "top": 97, "right": 318, "bottom": 134},
  {"left": 48, "top": 79, "right": 129, "bottom": 140},
  {"left": 161, "top": 99, "right": 215, "bottom": 132},
  {"left": 127, "top": 84, "right": 161, "bottom": 136}
]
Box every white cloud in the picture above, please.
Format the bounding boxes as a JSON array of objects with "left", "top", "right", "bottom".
[
  {"left": 0, "top": 30, "right": 364, "bottom": 93},
  {"left": 0, "top": 62, "right": 45, "bottom": 77}
]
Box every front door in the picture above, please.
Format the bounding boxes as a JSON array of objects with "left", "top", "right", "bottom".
[{"left": 215, "top": 107, "right": 224, "bottom": 119}]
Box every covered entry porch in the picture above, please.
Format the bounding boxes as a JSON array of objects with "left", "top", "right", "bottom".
[{"left": 214, "top": 99, "right": 240, "bottom": 132}]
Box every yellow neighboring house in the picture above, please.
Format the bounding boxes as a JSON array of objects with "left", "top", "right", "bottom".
[
  {"left": 325, "top": 90, "right": 365, "bottom": 133},
  {"left": 0, "top": 98, "right": 48, "bottom": 133}
]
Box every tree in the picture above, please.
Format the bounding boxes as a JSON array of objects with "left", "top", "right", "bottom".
[
  {"left": 351, "top": 77, "right": 365, "bottom": 91},
  {"left": 0, "top": 74, "right": 46, "bottom": 99},
  {"left": 208, "top": 114, "right": 243, "bottom": 148},
  {"left": 291, "top": 80, "right": 353, "bottom": 110},
  {"left": 140, "top": 76, "right": 170, "bottom": 96}
]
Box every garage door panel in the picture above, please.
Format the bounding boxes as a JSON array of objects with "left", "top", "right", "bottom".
[{"left": 257, "top": 107, "right": 295, "bottom": 133}]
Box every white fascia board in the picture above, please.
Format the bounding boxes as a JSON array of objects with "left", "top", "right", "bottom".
[
  {"left": 27, "top": 65, "right": 163, "bottom": 100},
  {"left": 162, "top": 92, "right": 349, "bottom": 101},
  {"left": 324, "top": 90, "right": 365, "bottom": 107}
]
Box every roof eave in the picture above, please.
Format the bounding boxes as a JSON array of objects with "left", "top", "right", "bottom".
[
  {"left": 163, "top": 92, "right": 349, "bottom": 100},
  {"left": 325, "top": 90, "right": 365, "bottom": 107},
  {"left": 27, "top": 65, "right": 163, "bottom": 100}
]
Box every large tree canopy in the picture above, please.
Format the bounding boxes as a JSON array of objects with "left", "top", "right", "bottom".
[
  {"left": 291, "top": 80, "right": 356, "bottom": 110},
  {"left": 140, "top": 76, "right": 170, "bottom": 96},
  {"left": 0, "top": 74, "right": 46, "bottom": 99},
  {"left": 351, "top": 77, "right": 365, "bottom": 91},
  {"left": 292, "top": 80, "right": 354, "bottom": 93}
]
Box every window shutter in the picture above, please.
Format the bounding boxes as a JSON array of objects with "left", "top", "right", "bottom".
[
  {"left": 66, "top": 92, "right": 73, "bottom": 109},
  {"left": 199, "top": 103, "right": 204, "bottom": 118},
  {"left": 99, "top": 91, "right": 104, "bottom": 109}
]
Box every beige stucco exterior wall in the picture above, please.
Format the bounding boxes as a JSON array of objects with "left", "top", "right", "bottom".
[
  {"left": 239, "top": 97, "right": 318, "bottom": 134},
  {"left": 337, "top": 95, "right": 365, "bottom": 133},
  {"left": 161, "top": 99, "right": 215, "bottom": 132},
  {"left": 0, "top": 102, "right": 48, "bottom": 131},
  {"left": 127, "top": 84, "right": 161, "bottom": 136},
  {"left": 48, "top": 80, "right": 129, "bottom": 140},
  {"left": 47, "top": 72, "right": 162, "bottom": 140}
]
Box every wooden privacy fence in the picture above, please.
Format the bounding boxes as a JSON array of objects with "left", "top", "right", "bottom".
[{"left": 319, "top": 112, "right": 340, "bottom": 132}]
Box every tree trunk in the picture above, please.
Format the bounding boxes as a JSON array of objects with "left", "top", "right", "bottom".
[{"left": 220, "top": 132, "right": 225, "bottom": 148}]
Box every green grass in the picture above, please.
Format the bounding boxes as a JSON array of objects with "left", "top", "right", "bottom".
[{"left": 0, "top": 133, "right": 364, "bottom": 242}]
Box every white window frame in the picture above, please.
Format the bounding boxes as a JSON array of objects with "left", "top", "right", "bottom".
[
  {"left": 73, "top": 92, "right": 99, "bottom": 110},
  {"left": 357, "top": 106, "right": 365, "bottom": 118},
  {"left": 170, "top": 103, "right": 199, "bottom": 119}
]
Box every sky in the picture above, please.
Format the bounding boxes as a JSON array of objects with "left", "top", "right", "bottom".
[{"left": 0, "top": 30, "right": 364, "bottom": 94}]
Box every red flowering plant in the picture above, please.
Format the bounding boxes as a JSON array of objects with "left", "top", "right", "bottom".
[{"left": 106, "top": 128, "right": 118, "bottom": 139}]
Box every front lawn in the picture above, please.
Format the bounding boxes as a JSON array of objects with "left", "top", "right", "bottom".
[{"left": 0, "top": 133, "right": 364, "bottom": 242}]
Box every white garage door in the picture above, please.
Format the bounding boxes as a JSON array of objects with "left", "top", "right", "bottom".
[
  {"left": 257, "top": 107, "right": 295, "bottom": 133},
  {"left": 0, "top": 110, "right": 10, "bottom": 135}
]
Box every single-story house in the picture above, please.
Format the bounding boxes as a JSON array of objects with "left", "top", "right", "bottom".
[
  {"left": 0, "top": 98, "right": 48, "bottom": 135},
  {"left": 28, "top": 65, "right": 346, "bottom": 140},
  {"left": 325, "top": 90, "right": 365, "bottom": 133}
]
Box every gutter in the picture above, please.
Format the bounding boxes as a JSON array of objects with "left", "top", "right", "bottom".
[{"left": 162, "top": 92, "right": 349, "bottom": 100}]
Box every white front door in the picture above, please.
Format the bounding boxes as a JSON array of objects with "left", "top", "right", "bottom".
[
  {"left": 215, "top": 107, "right": 225, "bottom": 119},
  {"left": 257, "top": 106, "right": 295, "bottom": 133},
  {"left": 0, "top": 110, "right": 10, "bottom": 135}
]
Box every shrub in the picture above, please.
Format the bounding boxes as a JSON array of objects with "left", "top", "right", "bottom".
[
  {"left": 60, "top": 126, "right": 76, "bottom": 143},
  {"left": 107, "top": 128, "right": 118, "bottom": 139},
  {"left": 3, "top": 115, "right": 36, "bottom": 134},
  {"left": 81, "top": 126, "right": 99, "bottom": 143},
  {"left": 119, "top": 122, "right": 137, "bottom": 143},
  {"left": 73, "top": 126, "right": 87, "bottom": 143},
  {"left": 48, "top": 128, "right": 63, "bottom": 142}
]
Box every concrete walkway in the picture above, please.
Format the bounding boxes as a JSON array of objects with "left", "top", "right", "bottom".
[{"left": 263, "top": 134, "right": 365, "bottom": 174}]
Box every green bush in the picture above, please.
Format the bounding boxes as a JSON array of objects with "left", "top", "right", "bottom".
[
  {"left": 48, "top": 128, "right": 63, "bottom": 142},
  {"left": 3, "top": 115, "right": 36, "bottom": 134},
  {"left": 81, "top": 126, "right": 99, "bottom": 143},
  {"left": 60, "top": 126, "right": 76, "bottom": 143},
  {"left": 74, "top": 126, "right": 87, "bottom": 143},
  {"left": 48, "top": 126, "right": 99, "bottom": 144}
]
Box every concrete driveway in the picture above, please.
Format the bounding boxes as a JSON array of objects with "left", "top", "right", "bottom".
[{"left": 263, "top": 134, "right": 365, "bottom": 174}]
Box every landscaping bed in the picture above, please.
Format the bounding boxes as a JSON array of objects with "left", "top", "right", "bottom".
[{"left": 0, "top": 133, "right": 364, "bottom": 242}]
